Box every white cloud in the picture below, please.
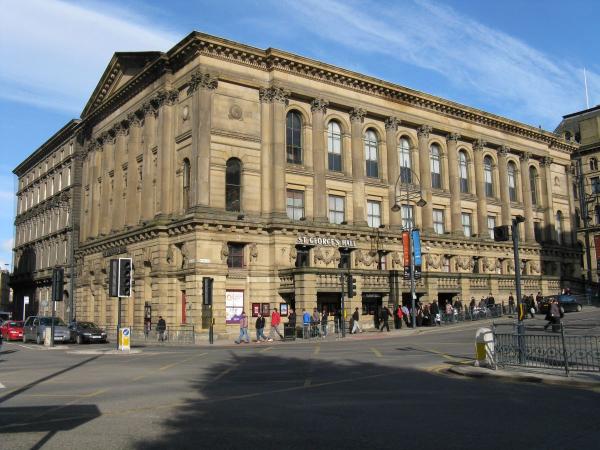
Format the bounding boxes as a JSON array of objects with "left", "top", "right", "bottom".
[
  {"left": 1, "top": 238, "right": 14, "bottom": 253},
  {"left": 282, "top": 0, "right": 600, "bottom": 128},
  {"left": 0, "top": 0, "right": 179, "bottom": 114}
]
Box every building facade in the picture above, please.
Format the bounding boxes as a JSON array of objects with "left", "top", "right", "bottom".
[
  {"left": 555, "top": 105, "right": 600, "bottom": 286},
  {"left": 11, "top": 120, "right": 83, "bottom": 322},
  {"left": 13, "top": 32, "right": 580, "bottom": 335}
]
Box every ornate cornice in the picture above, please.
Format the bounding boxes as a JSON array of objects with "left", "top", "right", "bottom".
[
  {"left": 156, "top": 89, "right": 179, "bottom": 107},
  {"left": 446, "top": 132, "right": 461, "bottom": 143},
  {"left": 127, "top": 111, "right": 143, "bottom": 128},
  {"left": 497, "top": 145, "right": 510, "bottom": 157},
  {"left": 113, "top": 122, "right": 128, "bottom": 137},
  {"left": 384, "top": 116, "right": 400, "bottom": 131},
  {"left": 187, "top": 71, "right": 218, "bottom": 95},
  {"left": 520, "top": 152, "right": 532, "bottom": 162},
  {"left": 349, "top": 107, "right": 366, "bottom": 123},
  {"left": 541, "top": 156, "right": 553, "bottom": 167},
  {"left": 417, "top": 125, "right": 432, "bottom": 138},
  {"left": 310, "top": 98, "right": 329, "bottom": 114},
  {"left": 258, "top": 86, "right": 290, "bottom": 104},
  {"left": 472, "top": 138, "right": 487, "bottom": 151}
]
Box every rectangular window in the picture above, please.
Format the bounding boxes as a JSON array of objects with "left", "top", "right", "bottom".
[
  {"left": 485, "top": 179, "right": 493, "bottom": 198},
  {"left": 366, "top": 154, "right": 378, "bottom": 178},
  {"left": 592, "top": 177, "right": 600, "bottom": 194},
  {"left": 286, "top": 190, "right": 305, "bottom": 221},
  {"left": 487, "top": 216, "right": 496, "bottom": 240},
  {"left": 328, "top": 195, "right": 345, "bottom": 224},
  {"left": 401, "top": 205, "right": 414, "bottom": 230},
  {"left": 433, "top": 209, "right": 445, "bottom": 234},
  {"left": 442, "top": 257, "right": 450, "bottom": 273},
  {"left": 227, "top": 243, "right": 245, "bottom": 268},
  {"left": 367, "top": 200, "right": 381, "bottom": 228},
  {"left": 328, "top": 131, "right": 342, "bottom": 172},
  {"left": 534, "top": 222, "right": 542, "bottom": 243},
  {"left": 295, "top": 247, "right": 310, "bottom": 268},
  {"left": 339, "top": 251, "right": 351, "bottom": 269},
  {"left": 462, "top": 213, "right": 472, "bottom": 238},
  {"left": 431, "top": 159, "right": 441, "bottom": 189}
]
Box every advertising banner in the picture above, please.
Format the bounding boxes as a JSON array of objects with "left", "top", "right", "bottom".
[
  {"left": 225, "top": 291, "right": 244, "bottom": 324},
  {"left": 595, "top": 235, "right": 600, "bottom": 273},
  {"left": 412, "top": 230, "right": 422, "bottom": 280},
  {"left": 402, "top": 231, "right": 410, "bottom": 279}
]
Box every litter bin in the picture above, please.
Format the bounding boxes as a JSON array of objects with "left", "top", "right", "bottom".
[{"left": 475, "top": 327, "right": 494, "bottom": 367}]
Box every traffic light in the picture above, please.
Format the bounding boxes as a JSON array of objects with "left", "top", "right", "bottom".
[
  {"left": 52, "top": 267, "right": 64, "bottom": 302},
  {"left": 109, "top": 259, "right": 119, "bottom": 297},
  {"left": 493, "top": 225, "right": 510, "bottom": 242},
  {"left": 347, "top": 275, "right": 356, "bottom": 298},
  {"left": 518, "top": 303, "right": 526, "bottom": 321},
  {"left": 118, "top": 258, "right": 133, "bottom": 297},
  {"left": 202, "top": 277, "right": 214, "bottom": 305}
]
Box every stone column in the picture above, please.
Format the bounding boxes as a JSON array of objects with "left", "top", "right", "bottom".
[
  {"left": 565, "top": 163, "right": 577, "bottom": 245},
  {"left": 311, "top": 98, "right": 329, "bottom": 223},
  {"left": 141, "top": 101, "right": 157, "bottom": 221},
  {"left": 126, "top": 112, "right": 143, "bottom": 226},
  {"left": 111, "top": 122, "right": 127, "bottom": 232},
  {"left": 446, "top": 132, "right": 462, "bottom": 234},
  {"left": 417, "top": 125, "right": 433, "bottom": 231},
  {"left": 540, "top": 156, "right": 555, "bottom": 242},
  {"left": 259, "top": 89, "right": 273, "bottom": 216},
  {"left": 189, "top": 71, "right": 218, "bottom": 209},
  {"left": 270, "top": 86, "right": 290, "bottom": 219},
  {"left": 99, "top": 132, "right": 114, "bottom": 236},
  {"left": 497, "top": 145, "right": 511, "bottom": 226},
  {"left": 89, "top": 143, "right": 102, "bottom": 238},
  {"left": 156, "top": 89, "right": 178, "bottom": 217},
  {"left": 472, "top": 139, "right": 488, "bottom": 237},
  {"left": 519, "top": 152, "right": 535, "bottom": 242},
  {"left": 385, "top": 117, "right": 401, "bottom": 228},
  {"left": 350, "top": 108, "right": 367, "bottom": 226}
]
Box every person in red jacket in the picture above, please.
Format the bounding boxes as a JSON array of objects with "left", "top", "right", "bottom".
[{"left": 268, "top": 308, "right": 284, "bottom": 341}]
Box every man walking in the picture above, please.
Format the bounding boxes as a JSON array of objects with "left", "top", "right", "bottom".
[
  {"left": 508, "top": 293, "right": 515, "bottom": 314},
  {"left": 157, "top": 316, "right": 167, "bottom": 342},
  {"left": 351, "top": 307, "right": 362, "bottom": 334},
  {"left": 379, "top": 306, "right": 391, "bottom": 332},
  {"left": 302, "top": 309, "right": 311, "bottom": 338},
  {"left": 235, "top": 311, "right": 250, "bottom": 344},
  {"left": 268, "top": 307, "right": 284, "bottom": 341},
  {"left": 401, "top": 304, "right": 410, "bottom": 327},
  {"left": 255, "top": 313, "right": 267, "bottom": 342}
]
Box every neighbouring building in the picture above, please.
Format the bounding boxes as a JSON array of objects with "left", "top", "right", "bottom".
[
  {"left": 555, "top": 105, "right": 600, "bottom": 287},
  {"left": 0, "top": 269, "right": 11, "bottom": 315},
  {"left": 12, "top": 31, "right": 581, "bottom": 336}
]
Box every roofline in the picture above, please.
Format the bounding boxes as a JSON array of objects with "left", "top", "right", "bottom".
[
  {"left": 13, "top": 120, "right": 81, "bottom": 176},
  {"left": 563, "top": 104, "right": 600, "bottom": 119}
]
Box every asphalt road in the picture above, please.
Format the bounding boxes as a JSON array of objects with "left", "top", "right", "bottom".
[{"left": 1, "top": 308, "right": 599, "bottom": 450}]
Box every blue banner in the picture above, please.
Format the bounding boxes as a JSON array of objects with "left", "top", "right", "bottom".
[{"left": 412, "top": 230, "right": 422, "bottom": 266}]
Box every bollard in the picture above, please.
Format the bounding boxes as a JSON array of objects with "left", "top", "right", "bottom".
[{"left": 475, "top": 327, "right": 494, "bottom": 367}]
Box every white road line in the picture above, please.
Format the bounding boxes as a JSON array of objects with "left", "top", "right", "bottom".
[{"left": 0, "top": 382, "right": 6, "bottom": 389}]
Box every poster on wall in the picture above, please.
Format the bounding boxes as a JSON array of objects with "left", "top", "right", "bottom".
[
  {"left": 225, "top": 290, "right": 244, "bottom": 324},
  {"left": 261, "top": 303, "right": 271, "bottom": 317},
  {"left": 280, "top": 303, "right": 288, "bottom": 317},
  {"left": 252, "top": 303, "right": 260, "bottom": 317}
]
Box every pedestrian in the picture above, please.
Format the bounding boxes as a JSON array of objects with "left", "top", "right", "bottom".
[
  {"left": 445, "top": 302, "right": 453, "bottom": 323},
  {"left": 144, "top": 319, "right": 151, "bottom": 339},
  {"left": 487, "top": 292, "right": 495, "bottom": 307},
  {"left": 416, "top": 305, "right": 423, "bottom": 327},
  {"left": 393, "top": 306, "right": 401, "bottom": 329},
  {"left": 302, "top": 309, "right": 311, "bottom": 338},
  {"left": 287, "top": 308, "right": 296, "bottom": 340},
  {"left": 334, "top": 308, "right": 342, "bottom": 334},
  {"left": 157, "top": 316, "right": 166, "bottom": 342},
  {"left": 321, "top": 309, "right": 328, "bottom": 337},
  {"left": 396, "top": 305, "right": 403, "bottom": 329},
  {"left": 431, "top": 301, "right": 440, "bottom": 326},
  {"left": 311, "top": 308, "right": 321, "bottom": 337},
  {"left": 255, "top": 313, "right": 267, "bottom": 342},
  {"left": 469, "top": 297, "right": 476, "bottom": 312},
  {"left": 235, "top": 311, "right": 250, "bottom": 344},
  {"left": 535, "top": 291, "right": 544, "bottom": 311},
  {"left": 268, "top": 307, "right": 284, "bottom": 341},
  {"left": 422, "top": 304, "right": 431, "bottom": 326},
  {"left": 528, "top": 295, "right": 535, "bottom": 318},
  {"left": 351, "top": 307, "right": 362, "bottom": 334},
  {"left": 544, "top": 299, "right": 562, "bottom": 332},
  {"left": 508, "top": 293, "right": 515, "bottom": 314},
  {"left": 401, "top": 304, "right": 410, "bottom": 327},
  {"left": 379, "top": 306, "right": 391, "bottom": 332}
]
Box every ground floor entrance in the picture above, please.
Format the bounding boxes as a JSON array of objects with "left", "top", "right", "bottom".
[{"left": 317, "top": 293, "right": 340, "bottom": 316}]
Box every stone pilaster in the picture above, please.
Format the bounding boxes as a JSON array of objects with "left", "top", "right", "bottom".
[
  {"left": 565, "top": 163, "right": 577, "bottom": 245},
  {"left": 156, "top": 89, "right": 178, "bottom": 217},
  {"left": 417, "top": 125, "right": 433, "bottom": 231},
  {"left": 126, "top": 112, "right": 143, "bottom": 226},
  {"left": 311, "top": 98, "right": 329, "bottom": 223},
  {"left": 141, "top": 101, "right": 157, "bottom": 221},
  {"left": 259, "top": 88, "right": 273, "bottom": 216},
  {"left": 350, "top": 108, "right": 367, "bottom": 226},
  {"left": 472, "top": 139, "right": 488, "bottom": 237},
  {"left": 99, "top": 132, "right": 114, "bottom": 236},
  {"left": 111, "top": 122, "right": 127, "bottom": 232},
  {"left": 189, "top": 72, "right": 218, "bottom": 209},
  {"left": 446, "top": 133, "right": 462, "bottom": 234},
  {"left": 497, "top": 145, "right": 511, "bottom": 226},
  {"left": 540, "top": 156, "right": 555, "bottom": 242},
  {"left": 385, "top": 117, "right": 401, "bottom": 228},
  {"left": 519, "top": 152, "right": 535, "bottom": 242}
]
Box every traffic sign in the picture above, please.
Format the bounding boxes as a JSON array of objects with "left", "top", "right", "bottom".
[{"left": 119, "top": 327, "right": 131, "bottom": 351}]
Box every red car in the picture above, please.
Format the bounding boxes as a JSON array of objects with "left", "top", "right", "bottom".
[{"left": 1, "top": 321, "right": 24, "bottom": 341}]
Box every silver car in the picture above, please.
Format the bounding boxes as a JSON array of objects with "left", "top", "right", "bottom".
[{"left": 23, "top": 316, "right": 71, "bottom": 344}]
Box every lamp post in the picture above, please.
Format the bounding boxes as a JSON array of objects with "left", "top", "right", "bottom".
[
  {"left": 391, "top": 169, "right": 427, "bottom": 329},
  {"left": 511, "top": 215, "right": 526, "bottom": 363}
]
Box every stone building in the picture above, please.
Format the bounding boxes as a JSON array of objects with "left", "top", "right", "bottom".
[
  {"left": 11, "top": 120, "right": 83, "bottom": 321},
  {"left": 13, "top": 32, "right": 580, "bottom": 335},
  {"left": 555, "top": 105, "right": 600, "bottom": 285}
]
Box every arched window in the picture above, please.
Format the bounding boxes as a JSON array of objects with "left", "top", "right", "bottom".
[
  {"left": 327, "top": 121, "right": 342, "bottom": 172},
  {"left": 225, "top": 158, "right": 242, "bottom": 212},
  {"left": 430, "top": 144, "right": 442, "bottom": 189},
  {"left": 508, "top": 161, "right": 517, "bottom": 201},
  {"left": 484, "top": 155, "right": 494, "bottom": 197},
  {"left": 556, "top": 211, "right": 564, "bottom": 244},
  {"left": 399, "top": 137, "right": 412, "bottom": 183},
  {"left": 182, "top": 158, "right": 191, "bottom": 209},
  {"left": 458, "top": 151, "right": 469, "bottom": 193},
  {"left": 364, "top": 129, "right": 379, "bottom": 178},
  {"left": 529, "top": 166, "right": 538, "bottom": 205},
  {"left": 286, "top": 111, "right": 302, "bottom": 164},
  {"left": 590, "top": 158, "right": 598, "bottom": 172}
]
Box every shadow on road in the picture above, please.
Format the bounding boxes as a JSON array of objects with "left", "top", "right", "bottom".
[{"left": 133, "top": 352, "right": 600, "bottom": 450}]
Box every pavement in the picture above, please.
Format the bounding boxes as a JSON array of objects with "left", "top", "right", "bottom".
[{"left": 0, "top": 307, "right": 599, "bottom": 449}]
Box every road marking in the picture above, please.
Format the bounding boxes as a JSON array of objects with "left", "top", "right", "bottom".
[
  {"left": 213, "top": 367, "right": 233, "bottom": 382},
  {"left": 370, "top": 347, "right": 382, "bottom": 358},
  {"left": 303, "top": 378, "right": 311, "bottom": 387},
  {"left": 0, "top": 382, "right": 5, "bottom": 389},
  {"left": 159, "top": 353, "right": 206, "bottom": 372},
  {"left": 259, "top": 346, "right": 273, "bottom": 353},
  {"left": 413, "top": 345, "right": 471, "bottom": 363},
  {"left": 314, "top": 344, "right": 320, "bottom": 355}
]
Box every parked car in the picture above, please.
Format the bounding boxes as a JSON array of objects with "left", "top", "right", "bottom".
[
  {"left": 539, "top": 295, "right": 583, "bottom": 314},
  {"left": 22, "top": 316, "right": 71, "bottom": 344},
  {"left": 69, "top": 321, "right": 108, "bottom": 344},
  {"left": 0, "top": 320, "right": 24, "bottom": 341}
]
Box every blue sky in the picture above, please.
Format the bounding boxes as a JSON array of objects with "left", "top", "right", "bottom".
[{"left": 1, "top": 0, "right": 599, "bottom": 269}]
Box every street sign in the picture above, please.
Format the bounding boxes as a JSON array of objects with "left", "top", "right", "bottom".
[
  {"left": 24, "top": 296, "right": 29, "bottom": 305},
  {"left": 119, "top": 327, "right": 131, "bottom": 351}
]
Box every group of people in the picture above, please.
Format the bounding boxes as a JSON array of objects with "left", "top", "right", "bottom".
[{"left": 235, "top": 307, "right": 289, "bottom": 344}]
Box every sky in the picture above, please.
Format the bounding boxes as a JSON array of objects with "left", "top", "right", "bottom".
[{"left": 0, "top": 0, "right": 599, "bottom": 270}]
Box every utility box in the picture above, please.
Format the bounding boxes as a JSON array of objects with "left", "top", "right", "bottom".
[{"left": 475, "top": 327, "right": 494, "bottom": 367}]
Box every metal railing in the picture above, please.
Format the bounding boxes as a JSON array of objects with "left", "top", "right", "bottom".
[
  {"left": 104, "top": 325, "right": 196, "bottom": 345},
  {"left": 493, "top": 322, "right": 600, "bottom": 375}
]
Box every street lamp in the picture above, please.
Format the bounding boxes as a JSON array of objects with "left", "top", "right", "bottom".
[
  {"left": 391, "top": 169, "right": 427, "bottom": 329},
  {"left": 511, "top": 214, "right": 526, "bottom": 363}
]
